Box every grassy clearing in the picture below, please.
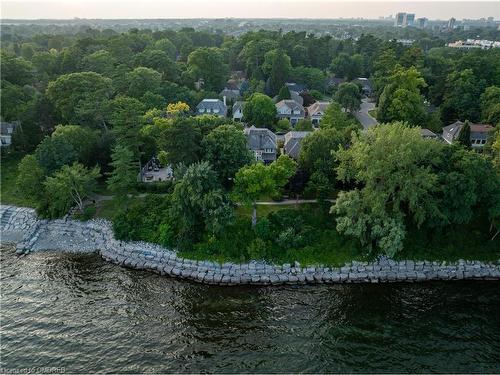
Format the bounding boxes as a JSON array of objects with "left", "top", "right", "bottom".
[
  {"left": 368, "top": 109, "right": 377, "bottom": 119},
  {"left": 95, "top": 194, "right": 498, "bottom": 266},
  {"left": 93, "top": 196, "right": 145, "bottom": 220},
  {"left": 0, "top": 154, "right": 36, "bottom": 207},
  {"left": 236, "top": 203, "right": 311, "bottom": 220}
]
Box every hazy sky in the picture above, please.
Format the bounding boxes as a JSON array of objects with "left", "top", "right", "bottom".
[{"left": 1, "top": 0, "right": 499, "bottom": 20}]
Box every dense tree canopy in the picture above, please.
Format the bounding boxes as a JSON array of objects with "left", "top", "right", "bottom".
[
  {"left": 201, "top": 125, "right": 253, "bottom": 185},
  {"left": 185, "top": 47, "right": 229, "bottom": 92},
  {"left": 243, "top": 93, "right": 277, "bottom": 128},
  {"left": 46, "top": 71, "right": 113, "bottom": 124}
]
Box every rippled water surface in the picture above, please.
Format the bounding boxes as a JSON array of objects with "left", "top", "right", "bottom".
[{"left": 1, "top": 245, "right": 499, "bottom": 373}]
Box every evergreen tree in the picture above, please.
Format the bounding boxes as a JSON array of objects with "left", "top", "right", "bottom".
[
  {"left": 277, "top": 85, "right": 291, "bottom": 101},
  {"left": 457, "top": 121, "right": 471, "bottom": 147},
  {"left": 107, "top": 145, "right": 139, "bottom": 198}
]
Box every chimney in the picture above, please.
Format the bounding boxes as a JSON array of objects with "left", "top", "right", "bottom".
[{"left": 223, "top": 96, "right": 226, "bottom": 106}]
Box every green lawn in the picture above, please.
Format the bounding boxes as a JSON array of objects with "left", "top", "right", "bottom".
[
  {"left": 93, "top": 196, "right": 145, "bottom": 220},
  {"left": 236, "top": 203, "right": 310, "bottom": 220},
  {"left": 368, "top": 108, "right": 377, "bottom": 118},
  {"left": 0, "top": 154, "right": 36, "bottom": 207}
]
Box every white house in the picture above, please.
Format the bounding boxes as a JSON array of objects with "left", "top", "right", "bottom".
[
  {"left": 196, "top": 99, "right": 227, "bottom": 117},
  {"left": 307, "top": 101, "right": 330, "bottom": 127},
  {"left": 0, "top": 121, "right": 19, "bottom": 147},
  {"left": 276, "top": 100, "right": 305, "bottom": 126},
  {"left": 232, "top": 101, "right": 245, "bottom": 122}
]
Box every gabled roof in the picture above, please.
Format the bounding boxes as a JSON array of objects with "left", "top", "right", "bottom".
[
  {"left": 470, "top": 124, "right": 493, "bottom": 133},
  {"left": 284, "top": 131, "right": 311, "bottom": 158},
  {"left": 442, "top": 121, "right": 464, "bottom": 138},
  {"left": 307, "top": 101, "right": 330, "bottom": 116},
  {"left": 225, "top": 79, "right": 240, "bottom": 90},
  {"left": 276, "top": 99, "right": 305, "bottom": 114},
  {"left": 442, "top": 121, "right": 494, "bottom": 142},
  {"left": 284, "top": 131, "right": 311, "bottom": 142},
  {"left": 285, "top": 82, "right": 307, "bottom": 93},
  {"left": 420, "top": 128, "right": 438, "bottom": 138},
  {"left": 273, "top": 91, "right": 304, "bottom": 106},
  {"left": 233, "top": 101, "right": 246, "bottom": 112},
  {"left": 326, "top": 77, "right": 346, "bottom": 86},
  {"left": 244, "top": 126, "right": 277, "bottom": 150},
  {"left": 219, "top": 88, "right": 241, "bottom": 100},
  {"left": 196, "top": 99, "right": 227, "bottom": 113}
]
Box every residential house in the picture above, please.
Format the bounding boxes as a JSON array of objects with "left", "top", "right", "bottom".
[
  {"left": 307, "top": 101, "right": 330, "bottom": 127},
  {"left": 219, "top": 88, "right": 241, "bottom": 103},
  {"left": 276, "top": 100, "right": 305, "bottom": 126},
  {"left": 470, "top": 124, "right": 494, "bottom": 148},
  {"left": 284, "top": 131, "right": 312, "bottom": 159},
  {"left": 244, "top": 126, "right": 277, "bottom": 164},
  {"left": 196, "top": 99, "right": 227, "bottom": 117},
  {"left": 273, "top": 90, "right": 304, "bottom": 106},
  {"left": 326, "top": 76, "right": 346, "bottom": 92},
  {"left": 353, "top": 78, "right": 373, "bottom": 97},
  {"left": 285, "top": 82, "right": 307, "bottom": 93},
  {"left": 442, "top": 120, "right": 493, "bottom": 148},
  {"left": 232, "top": 101, "right": 246, "bottom": 122},
  {"left": 0, "top": 121, "right": 19, "bottom": 147},
  {"left": 420, "top": 128, "right": 439, "bottom": 140}
]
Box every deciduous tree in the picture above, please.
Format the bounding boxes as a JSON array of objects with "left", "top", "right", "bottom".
[
  {"left": 202, "top": 125, "right": 253, "bottom": 185},
  {"left": 41, "top": 163, "right": 100, "bottom": 218},
  {"left": 243, "top": 93, "right": 277, "bottom": 128}
]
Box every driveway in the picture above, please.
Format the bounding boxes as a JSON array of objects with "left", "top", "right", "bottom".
[{"left": 355, "top": 98, "right": 378, "bottom": 129}]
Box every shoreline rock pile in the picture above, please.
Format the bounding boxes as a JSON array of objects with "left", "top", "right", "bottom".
[{"left": 2, "top": 205, "right": 499, "bottom": 285}]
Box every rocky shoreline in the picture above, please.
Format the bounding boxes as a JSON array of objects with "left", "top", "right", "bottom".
[{"left": 1, "top": 204, "right": 499, "bottom": 285}]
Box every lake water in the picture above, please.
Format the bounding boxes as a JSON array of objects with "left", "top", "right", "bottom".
[{"left": 1, "top": 245, "right": 499, "bottom": 373}]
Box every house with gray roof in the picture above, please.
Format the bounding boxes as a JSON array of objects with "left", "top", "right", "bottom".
[
  {"left": 196, "top": 99, "right": 227, "bottom": 117},
  {"left": 442, "top": 121, "right": 493, "bottom": 148},
  {"left": 274, "top": 90, "right": 304, "bottom": 106},
  {"left": 284, "top": 131, "right": 311, "bottom": 160},
  {"left": 232, "top": 101, "right": 246, "bottom": 122},
  {"left": 420, "top": 128, "right": 439, "bottom": 140},
  {"left": 276, "top": 100, "right": 305, "bottom": 126},
  {"left": 244, "top": 126, "right": 277, "bottom": 164},
  {"left": 219, "top": 88, "right": 241, "bottom": 102},
  {"left": 353, "top": 78, "right": 373, "bottom": 97},
  {"left": 1, "top": 121, "right": 19, "bottom": 147},
  {"left": 285, "top": 82, "right": 307, "bottom": 93},
  {"left": 326, "top": 76, "right": 346, "bottom": 91},
  {"left": 307, "top": 101, "right": 330, "bottom": 127}
]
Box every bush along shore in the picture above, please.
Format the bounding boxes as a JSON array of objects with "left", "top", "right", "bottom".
[{"left": 2, "top": 205, "right": 500, "bottom": 285}]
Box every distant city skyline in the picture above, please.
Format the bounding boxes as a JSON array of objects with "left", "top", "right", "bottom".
[{"left": 1, "top": 1, "right": 499, "bottom": 20}]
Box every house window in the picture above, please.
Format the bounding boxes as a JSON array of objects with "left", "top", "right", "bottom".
[
  {"left": 213, "top": 109, "right": 220, "bottom": 113},
  {"left": 265, "top": 148, "right": 274, "bottom": 153},
  {"left": 199, "top": 108, "right": 205, "bottom": 113}
]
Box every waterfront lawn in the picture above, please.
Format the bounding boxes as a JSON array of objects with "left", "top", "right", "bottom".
[
  {"left": 98, "top": 193, "right": 499, "bottom": 266},
  {"left": 179, "top": 204, "right": 368, "bottom": 266},
  {"left": 0, "top": 154, "right": 36, "bottom": 207}
]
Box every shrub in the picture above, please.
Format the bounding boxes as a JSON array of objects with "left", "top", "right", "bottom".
[
  {"left": 247, "top": 238, "right": 270, "bottom": 260},
  {"left": 111, "top": 194, "right": 172, "bottom": 242}
]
